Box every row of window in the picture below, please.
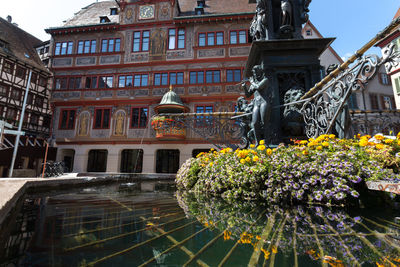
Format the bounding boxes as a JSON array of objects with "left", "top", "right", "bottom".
[
  {"left": 1, "top": 60, "right": 47, "bottom": 86},
  {"left": 59, "top": 107, "right": 149, "bottom": 130},
  {"left": 53, "top": 28, "right": 250, "bottom": 56},
  {"left": 54, "top": 69, "right": 243, "bottom": 89},
  {"left": 60, "top": 104, "right": 215, "bottom": 130},
  {"left": 0, "top": 105, "right": 50, "bottom": 127},
  {"left": 0, "top": 83, "right": 45, "bottom": 105},
  {"left": 84, "top": 148, "right": 207, "bottom": 173}
]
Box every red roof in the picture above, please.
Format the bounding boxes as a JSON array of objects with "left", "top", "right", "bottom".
[{"left": 394, "top": 8, "right": 400, "bottom": 20}]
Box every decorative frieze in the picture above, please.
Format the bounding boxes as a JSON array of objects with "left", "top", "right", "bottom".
[
  {"left": 134, "top": 89, "right": 149, "bottom": 97},
  {"left": 230, "top": 46, "right": 251, "bottom": 56},
  {"left": 53, "top": 58, "right": 72, "bottom": 67},
  {"left": 166, "top": 51, "right": 186, "bottom": 60},
  {"left": 76, "top": 57, "right": 96, "bottom": 66},
  {"left": 198, "top": 48, "right": 224, "bottom": 58},
  {"left": 226, "top": 84, "right": 242, "bottom": 93},
  {"left": 128, "top": 53, "right": 149, "bottom": 63},
  {"left": 100, "top": 55, "right": 120, "bottom": 64}
]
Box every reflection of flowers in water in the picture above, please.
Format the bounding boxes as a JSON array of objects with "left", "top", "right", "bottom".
[{"left": 176, "top": 191, "right": 400, "bottom": 266}]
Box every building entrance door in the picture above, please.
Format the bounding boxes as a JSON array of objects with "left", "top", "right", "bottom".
[{"left": 156, "top": 149, "right": 180, "bottom": 173}]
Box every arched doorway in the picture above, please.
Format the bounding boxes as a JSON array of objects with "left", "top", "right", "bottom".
[{"left": 156, "top": 149, "right": 180, "bottom": 173}]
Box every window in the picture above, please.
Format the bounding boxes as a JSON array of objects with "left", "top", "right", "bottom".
[
  {"left": 15, "top": 66, "right": 26, "bottom": 79},
  {"left": 77, "top": 40, "right": 96, "bottom": 54},
  {"left": 6, "top": 108, "right": 17, "bottom": 121},
  {"left": 30, "top": 114, "right": 39, "bottom": 125},
  {"left": 0, "top": 84, "right": 8, "bottom": 96},
  {"left": 198, "top": 32, "right": 224, "bottom": 46},
  {"left": 380, "top": 73, "right": 390, "bottom": 85},
  {"left": 98, "top": 76, "right": 113, "bottom": 88},
  {"left": 30, "top": 72, "right": 37, "bottom": 84},
  {"left": 55, "top": 77, "right": 68, "bottom": 90},
  {"left": 370, "top": 94, "right": 379, "bottom": 110},
  {"left": 131, "top": 107, "right": 148, "bottom": 128},
  {"left": 59, "top": 109, "right": 76, "bottom": 130},
  {"left": 189, "top": 71, "right": 204, "bottom": 84},
  {"left": 101, "top": 38, "right": 121, "bottom": 53},
  {"left": 391, "top": 38, "right": 400, "bottom": 52},
  {"left": 306, "top": 30, "right": 312, "bottom": 36},
  {"left": 227, "top": 69, "right": 242, "bottom": 82},
  {"left": 10, "top": 89, "right": 21, "bottom": 100},
  {"left": 110, "top": 8, "right": 118, "bottom": 15},
  {"left": 120, "top": 149, "right": 143, "bottom": 173},
  {"left": 39, "top": 76, "right": 47, "bottom": 87},
  {"left": 230, "top": 30, "right": 247, "bottom": 44},
  {"left": 94, "top": 108, "right": 111, "bottom": 129},
  {"left": 68, "top": 77, "right": 82, "bottom": 89},
  {"left": 118, "top": 75, "right": 133, "bottom": 88},
  {"left": 87, "top": 150, "right": 108, "bottom": 172},
  {"left": 85, "top": 77, "right": 98, "bottom": 89},
  {"left": 134, "top": 74, "right": 148, "bottom": 87},
  {"left": 156, "top": 150, "right": 180, "bottom": 173},
  {"left": 54, "top": 41, "right": 73, "bottom": 55},
  {"left": 168, "top": 28, "right": 185, "bottom": 50},
  {"left": 3, "top": 60, "right": 13, "bottom": 74},
  {"left": 195, "top": 105, "right": 213, "bottom": 127},
  {"left": 348, "top": 94, "right": 358, "bottom": 110},
  {"left": 27, "top": 93, "right": 33, "bottom": 105},
  {"left": 205, "top": 70, "right": 221, "bottom": 83},
  {"left": 35, "top": 96, "right": 44, "bottom": 107},
  {"left": 395, "top": 77, "right": 400, "bottom": 95},
  {"left": 154, "top": 72, "right": 183, "bottom": 86},
  {"left": 133, "top": 30, "right": 150, "bottom": 52},
  {"left": 383, "top": 96, "right": 393, "bottom": 110}
]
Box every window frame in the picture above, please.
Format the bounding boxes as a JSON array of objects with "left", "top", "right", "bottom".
[
  {"left": 93, "top": 108, "right": 111, "bottom": 129},
  {"left": 205, "top": 70, "right": 221, "bottom": 84},
  {"left": 130, "top": 107, "right": 148, "bottom": 129},
  {"left": 0, "top": 83, "right": 9, "bottom": 97},
  {"left": 101, "top": 38, "right": 121, "bottom": 53},
  {"left": 154, "top": 72, "right": 184, "bottom": 86},
  {"left": 229, "top": 30, "right": 248, "bottom": 44},
  {"left": 226, "top": 69, "right": 242, "bottom": 83},
  {"left": 133, "top": 74, "right": 149, "bottom": 87},
  {"left": 58, "top": 109, "right": 76, "bottom": 130},
  {"left": 3, "top": 60, "right": 14, "bottom": 74},
  {"left": 77, "top": 40, "right": 97, "bottom": 54},
  {"left": 118, "top": 75, "right": 133, "bottom": 88},
  {"left": 198, "top": 31, "right": 224, "bottom": 46},
  {"left": 54, "top": 41, "right": 74, "bottom": 56},
  {"left": 195, "top": 104, "right": 214, "bottom": 127},
  {"left": 132, "top": 30, "right": 150, "bottom": 52},
  {"left": 168, "top": 28, "right": 185, "bottom": 50},
  {"left": 15, "top": 66, "right": 26, "bottom": 79}
]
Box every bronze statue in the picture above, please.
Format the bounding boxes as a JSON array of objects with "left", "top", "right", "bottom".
[
  {"left": 250, "top": 0, "right": 268, "bottom": 41},
  {"left": 280, "top": 0, "right": 292, "bottom": 27},
  {"left": 241, "top": 65, "right": 272, "bottom": 145}
]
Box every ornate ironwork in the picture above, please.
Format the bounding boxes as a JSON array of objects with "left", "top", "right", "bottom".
[
  {"left": 349, "top": 110, "right": 400, "bottom": 136},
  {"left": 151, "top": 112, "right": 245, "bottom": 150},
  {"left": 301, "top": 45, "right": 400, "bottom": 138}
]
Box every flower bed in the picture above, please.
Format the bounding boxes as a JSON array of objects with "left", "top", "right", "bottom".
[{"left": 176, "top": 133, "right": 400, "bottom": 205}]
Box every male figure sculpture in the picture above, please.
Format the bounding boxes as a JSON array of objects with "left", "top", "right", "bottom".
[
  {"left": 281, "top": 0, "right": 292, "bottom": 27},
  {"left": 241, "top": 65, "right": 272, "bottom": 145},
  {"left": 250, "top": 0, "right": 268, "bottom": 41}
]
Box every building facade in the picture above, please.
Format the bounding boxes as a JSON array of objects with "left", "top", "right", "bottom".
[{"left": 0, "top": 17, "right": 55, "bottom": 177}]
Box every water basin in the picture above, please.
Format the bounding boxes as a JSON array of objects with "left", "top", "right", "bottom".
[{"left": 0, "top": 181, "right": 399, "bottom": 266}]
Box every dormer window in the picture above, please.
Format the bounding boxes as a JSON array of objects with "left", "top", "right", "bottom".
[
  {"left": 306, "top": 30, "right": 312, "bottom": 36},
  {"left": 100, "top": 16, "right": 111, "bottom": 23},
  {"left": 110, "top": 8, "right": 118, "bottom": 15}
]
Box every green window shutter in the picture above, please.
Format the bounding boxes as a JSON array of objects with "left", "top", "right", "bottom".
[{"left": 395, "top": 77, "right": 400, "bottom": 95}]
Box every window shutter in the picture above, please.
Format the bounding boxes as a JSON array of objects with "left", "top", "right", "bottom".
[
  {"left": 395, "top": 77, "right": 400, "bottom": 95},
  {"left": 380, "top": 95, "right": 385, "bottom": 110},
  {"left": 390, "top": 96, "right": 396, "bottom": 110}
]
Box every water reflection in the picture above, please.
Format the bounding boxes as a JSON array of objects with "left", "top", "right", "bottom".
[{"left": 0, "top": 183, "right": 399, "bottom": 266}]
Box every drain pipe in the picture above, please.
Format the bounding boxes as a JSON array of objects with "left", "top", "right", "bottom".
[{"left": 9, "top": 70, "right": 32, "bottom": 178}]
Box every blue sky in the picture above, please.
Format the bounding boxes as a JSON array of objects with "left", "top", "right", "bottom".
[
  {"left": 1, "top": 0, "right": 399, "bottom": 58},
  {"left": 309, "top": 0, "right": 399, "bottom": 59}
]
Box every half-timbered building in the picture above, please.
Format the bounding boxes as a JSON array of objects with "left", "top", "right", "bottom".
[{"left": 0, "top": 17, "right": 55, "bottom": 177}]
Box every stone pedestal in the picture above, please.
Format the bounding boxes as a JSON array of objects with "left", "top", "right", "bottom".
[{"left": 244, "top": 38, "right": 334, "bottom": 144}]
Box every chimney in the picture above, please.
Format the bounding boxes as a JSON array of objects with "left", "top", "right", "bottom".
[{"left": 6, "top": 15, "right": 12, "bottom": 23}]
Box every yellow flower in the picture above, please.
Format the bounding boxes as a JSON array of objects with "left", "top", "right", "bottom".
[
  {"left": 309, "top": 138, "right": 315, "bottom": 142},
  {"left": 376, "top": 143, "right": 384, "bottom": 150},
  {"left": 259, "top": 140, "right": 265, "bottom": 145},
  {"left": 196, "top": 152, "right": 204, "bottom": 158},
  {"left": 223, "top": 230, "right": 231, "bottom": 241},
  {"left": 398, "top": 140, "right": 400, "bottom": 146},
  {"left": 261, "top": 248, "right": 270, "bottom": 260},
  {"left": 266, "top": 148, "right": 272, "bottom": 156},
  {"left": 384, "top": 139, "right": 394, "bottom": 144},
  {"left": 245, "top": 156, "right": 251, "bottom": 162},
  {"left": 328, "top": 134, "right": 336, "bottom": 139},
  {"left": 209, "top": 162, "right": 213, "bottom": 167},
  {"left": 397, "top": 132, "right": 400, "bottom": 139},
  {"left": 271, "top": 245, "right": 278, "bottom": 253},
  {"left": 302, "top": 150, "right": 309, "bottom": 156},
  {"left": 374, "top": 134, "right": 384, "bottom": 140},
  {"left": 316, "top": 146, "right": 323, "bottom": 150},
  {"left": 240, "top": 159, "right": 246, "bottom": 164},
  {"left": 257, "top": 145, "right": 266, "bottom": 151},
  {"left": 253, "top": 156, "right": 259, "bottom": 162},
  {"left": 250, "top": 144, "right": 255, "bottom": 148},
  {"left": 322, "top": 142, "right": 329, "bottom": 147},
  {"left": 359, "top": 139, "right": 368, "bottom": 147},
  {"left": 308, "top": 141, "right": 317, "bottom": 147},
  {"left": 299, "top": 140, "right": 308, "bottom": 145},
  {"left": 204, "top": 158, "right": 209, "bottom": 162}
]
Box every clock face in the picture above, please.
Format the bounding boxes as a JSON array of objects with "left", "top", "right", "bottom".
[{"left": 139, "top": 5, "right": 155, "bottom": 20}]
